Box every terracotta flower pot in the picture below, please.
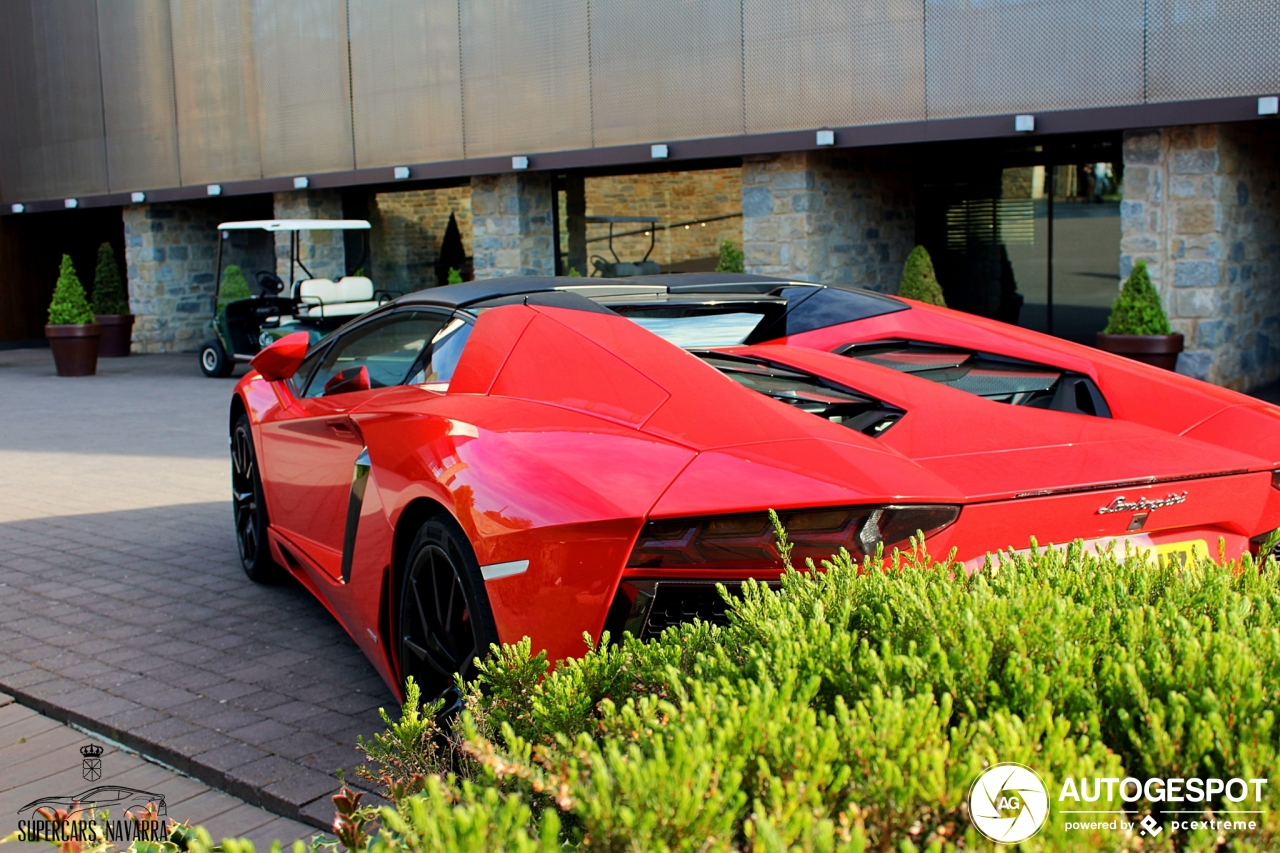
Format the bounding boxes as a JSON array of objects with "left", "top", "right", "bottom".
[
  {"left": 95, "top": 313, "right": 135, "bottom": 357},
  {"left": 1095, "top": 332, "right": 1184, "bottom": 371},
  {"left": 45, "top": 323, "right": 101, "bottom": 376}
]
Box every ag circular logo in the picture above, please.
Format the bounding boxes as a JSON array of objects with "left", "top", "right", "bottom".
[{"left": 969, "top": 763, "right": 1050, "bottom": 844}]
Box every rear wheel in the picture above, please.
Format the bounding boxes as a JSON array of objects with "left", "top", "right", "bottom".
[
  {"left": 231, "top": 415, "right": 280, "bottom": 582},
  {"left": 201, "top": 338, "right": 233, "bottom": 378},
  {"left": 398, "top": 515, "right": 498, "bottom": 706}
]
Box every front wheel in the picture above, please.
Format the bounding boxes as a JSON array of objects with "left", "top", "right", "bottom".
[
  {"left": 399, "top": 514, "right": 499, "bottom": 705},
  {"left": 231, "top": 414, "right": 280, "bottom": 583},
  {"left": 200, "top": 338, "right": 233, "bottom": 378}
]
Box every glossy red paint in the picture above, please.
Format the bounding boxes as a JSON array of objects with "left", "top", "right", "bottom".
[
  {"left": 249, "top": 331, "right": 310, "bottom": 381},
  {"left": 233, "top": 296, "right": 1280, "bottom": 699}
]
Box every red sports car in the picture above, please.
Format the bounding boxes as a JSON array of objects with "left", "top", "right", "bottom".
[{"left": 230, "top": 273, "right": 1280, "bottom": 700}]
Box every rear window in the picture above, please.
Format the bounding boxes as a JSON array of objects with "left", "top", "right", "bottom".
[{"left": 612, "top": 303, "right": 780, "bottom": 348}]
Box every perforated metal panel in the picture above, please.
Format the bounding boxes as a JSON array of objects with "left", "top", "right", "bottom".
[
  {"left": 170, "top": 0, "right": 263, "bottom": 185},
  {"left": 251, "top": 0, "right": 354, "bottom": 177},
  {"left": 0, "top": 0, "right": 108, "bottom": 201},
  {"left": 348, "top": 0, "right": 464, "bottom": 167},
  {"left": 744, "top": 0, "right": 924, "bottom": 132},
  {"left": 98, "top": 0, "right": 180, "bottom": 191},
  {"left": 924, "top": 0, "right": 1144, "bottom": 119},
  {"left": 590, "top": 0, "right": 745, "bottom": 146},
  {"left": 1147, "top": 0, "right": 1280, "bottom": 103},
  {"left": 459, "top": 0, "right": 591, "bottom": 158}
]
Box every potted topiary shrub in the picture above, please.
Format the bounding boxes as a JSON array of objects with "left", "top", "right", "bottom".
[
  {"left": 715, "top": 239, "right": 745, "bottom": 273},
  {"left": 897, "top": 245, "right": 946, "bottom": 306},
  {"left": 46, "top": 254, "right": 101, "bottom": 376},
  {"left": 1096, "top": 259, "right": 1183, "bottom": 370},
  {"left": 91, "top": 242, "right": 133, "bottom": 357}
]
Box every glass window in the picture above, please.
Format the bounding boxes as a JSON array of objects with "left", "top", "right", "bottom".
[
  {"left": 405, "top": 318, "right": 473, "bottom": 385},
  {"left": 302, "top": 312, "right": 448, "bottom": 397}
]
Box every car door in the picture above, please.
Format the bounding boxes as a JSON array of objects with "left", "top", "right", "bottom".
[{"left": 259, "top": 309, "right": 450, "bottom": 579}]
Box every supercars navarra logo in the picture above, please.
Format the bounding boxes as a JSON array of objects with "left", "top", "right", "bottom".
[{"left": 1098, "top": 491, "right": 1187, "bottom": 515}]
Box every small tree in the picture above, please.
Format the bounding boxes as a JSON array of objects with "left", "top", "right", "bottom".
[
  {"left": 90, "top": 242, "right": 129, "bottom": 315},
  {"left": 897, "top": 245, "right": 946, "bottom": 307},
  {"left": 217, "top": 264, "right": 252, "bottom": 309},
  {"left": 715, "top": 239, "right": 744, "bottom": 273},
  {"left": 447, "top": 267, "right": 463, "bottom": 284},
  {"left": 1103, "top": 259, "right": 1171, "bottom": 335},
  {"left": 48, "top": 255, "right": 96, "bottom": 325}
]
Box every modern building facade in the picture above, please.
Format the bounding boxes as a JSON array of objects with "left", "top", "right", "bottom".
[{"left": 0, "top": 0, "right": 1277, "bottom": 389}]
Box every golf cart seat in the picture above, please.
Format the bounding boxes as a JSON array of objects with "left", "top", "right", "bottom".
[{"left": 296, "top": 276, "right": 382, "bottom": 318}]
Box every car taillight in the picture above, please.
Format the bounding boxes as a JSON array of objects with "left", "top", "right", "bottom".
[{"left": 626, "top": 505, "right": 959, "bottom": 568}]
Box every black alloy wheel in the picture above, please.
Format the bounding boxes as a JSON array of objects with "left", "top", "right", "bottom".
[
  {"left": 399, "top": 515, "right": 498, "bottom": 707},
  {"left": 231, "top": 414, "right": 280, "bottom": 582}
]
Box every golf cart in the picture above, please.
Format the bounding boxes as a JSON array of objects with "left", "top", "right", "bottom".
[
  {"left": 588, "top": 215, "right": 661, "bottom": 277},
  {"left": 200, "top": 219, "right": 383, "bottom": 377}
]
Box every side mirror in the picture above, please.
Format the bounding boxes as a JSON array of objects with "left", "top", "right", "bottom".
[{"left": 250, "top": 331, "right": 310, "bottom": 382}]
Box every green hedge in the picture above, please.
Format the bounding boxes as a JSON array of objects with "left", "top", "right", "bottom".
[{"left": 24, "top": 538, "right": 1280, "bottom": 853}]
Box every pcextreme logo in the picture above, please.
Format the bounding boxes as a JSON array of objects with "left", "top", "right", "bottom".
[{"left": 968, "top": 763, "right": 1050, "bottom": 844}]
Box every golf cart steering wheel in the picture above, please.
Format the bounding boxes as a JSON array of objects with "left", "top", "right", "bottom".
[{"left": 254, "top": 270, "right": 285, "bottom": 295}]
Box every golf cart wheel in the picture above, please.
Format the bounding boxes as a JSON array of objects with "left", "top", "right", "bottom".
[
  {"left": 200, "top": 338, "right": 233, "bottom": 378},
  {"left": 399, "top": 514, "right": 499, "bottom": 708},
  {"left": 231, "top": 415, "right": 281, "bottom": 583}
]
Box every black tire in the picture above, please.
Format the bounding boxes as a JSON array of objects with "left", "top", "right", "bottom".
[
  {"left": 200, "top": 338, "right": 234, "bottom": 378},
  {"left": 231, "top": 414, "right": 280, "bottom": 583},
  {"left": 399, "top": 514, "right": 499, "bottom": 705}
]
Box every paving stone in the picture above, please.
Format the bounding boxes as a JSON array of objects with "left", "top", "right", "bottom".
[{"left": 0, "top": 352, "right": 394, "bottom": 830}]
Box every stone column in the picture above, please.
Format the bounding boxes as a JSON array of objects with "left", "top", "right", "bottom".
[
  {"left": 470, "top": 172, "right": 555, "bottom": 278},
  {"left": 123, "top": 201, "right": 220, "bottom": 353},
  {"left": 741, "top": 149, "right": 915, "bottom": 291},
  {"left": 272, "top": 190, "right": 347, "bottom": 286},
  {"left": 1121, "top": 122, "right": 1280, "bottom": 390}
]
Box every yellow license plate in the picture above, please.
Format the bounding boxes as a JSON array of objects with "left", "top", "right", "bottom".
[{"left": 1152, "top": 539, "right": 1209, "bottom": 565}]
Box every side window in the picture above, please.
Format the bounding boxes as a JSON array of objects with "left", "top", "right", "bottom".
[
  {"left": 405, "top": 318, "right": 473, "bottom": 386},
  {"left": 301, "top": 312, "right": 448, "bottom": 398},
  {"left": 289, "top": 345, "right": 327, "bottom": 396}
]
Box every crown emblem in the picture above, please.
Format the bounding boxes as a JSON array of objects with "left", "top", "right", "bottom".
[{"left": 80, "top": 744, "right": 104, "bottom": 759}]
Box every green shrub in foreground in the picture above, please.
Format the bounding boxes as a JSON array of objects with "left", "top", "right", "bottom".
[
  {"left": 48, "top": 254, "right": 95, "bottom": 325},
  {"left": 1104, "top": 259, "right": 1171, "bottom": 335}
]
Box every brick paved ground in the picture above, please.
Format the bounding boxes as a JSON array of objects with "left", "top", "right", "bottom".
[
  {"left": 0, "top": 349, "right": 394, "bottom": 831},
  {"left": 0, "top": 691, "right": 315, "bottom": 848}
]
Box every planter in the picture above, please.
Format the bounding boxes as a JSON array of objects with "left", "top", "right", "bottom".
[
  {"left": 95, "top": 313, "right": 134, "bottom": 357},
  {"left": 1095, "top": 332, "right": 1184, "bottom": 371},
  {"left": 45, "top": 323, "right": 101, "bottom": 376}
]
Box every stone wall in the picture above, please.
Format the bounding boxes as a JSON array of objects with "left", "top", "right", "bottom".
[
  {"left": 1121, "top": 121, "right": 1280, "bottom": 390},
  {"left": 741, "top": 150, "right": 915, "bottom": 291},
  {"left": 470, "top": 173, "right": 555, "bottom": 278},
  {"left": 273, "top": 190, "right": 346, "bottom": 286},
  {"left": 124, "top": 202, "right": 220, "bottom": 353},
  {"left": 576, "top": 168, "right": 742, "bottom": 274},
  {"left": 369, "top": 186, "right": 471, "bottom": 293}
]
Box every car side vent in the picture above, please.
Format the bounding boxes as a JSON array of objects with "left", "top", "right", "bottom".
[
  {"left": 695, "top": 351, "right": 905, "bottom": 437},
  {"left": 839, "top": 340, "right": 1111, "bottom": 418}
]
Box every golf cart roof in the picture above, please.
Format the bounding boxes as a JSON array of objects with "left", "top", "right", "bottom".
[{"left": 216, "top": 219, "right": 371, "bottom": 231}]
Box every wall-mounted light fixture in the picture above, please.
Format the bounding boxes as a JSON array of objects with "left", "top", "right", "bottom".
[
  {"left": 64, "top": 198, "right": 78, "bottom": 209},
  {"left": 207, "top": 184, "right": 222, "bottom": 196},
  {"left": 131, "top": 191, "right": 146, "bottom": 203},
  {"left": 11, "top": 203, "right": 24, "bottom": 213},
  {"left": 1260, "top": 96, "right": 1279, "bottom": 116},
  {"left": 651, "top": 144, "right": 669, "bottom": 159},
  {"left": 393, "top": 166, "right": 410, "bottom": 179},
  {"left": 1015, "top": 114, "right": 1035, "bottom": 132},
  {"left": 815, "top": 129, "right": 835, "bottom": 146},
  {"left": 293, "top": 176, "right": 309, "bottom": 189},
  {"left": 512, "top": 156, "right": 529, "bottom": 170}
]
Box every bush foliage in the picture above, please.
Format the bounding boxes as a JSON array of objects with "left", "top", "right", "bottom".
[
  {"left": 716, "top": 239, "right": 745, "bottom": 274},
  {"left": 1104, "top": 259, "right": 1171, "bottom": 335},
  {"left": 22, "top": 539, "right": 1280, "bottom": 852},
  {"left": 217, "top": 265, "right": 252, "bottom": 309},
  {"left": 897, "top": 245, "right": 946, "bottom": 306},
  {"left": 47, "top": 254, "right": 95, "bottom": 325},
  {"left": 91, "top": 242, "right": 129, "bottom": 315}
]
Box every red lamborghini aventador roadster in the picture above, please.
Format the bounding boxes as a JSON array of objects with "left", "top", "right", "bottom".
[{"left": 230, "top": 273, "right": 1280, "bottom": 699}]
